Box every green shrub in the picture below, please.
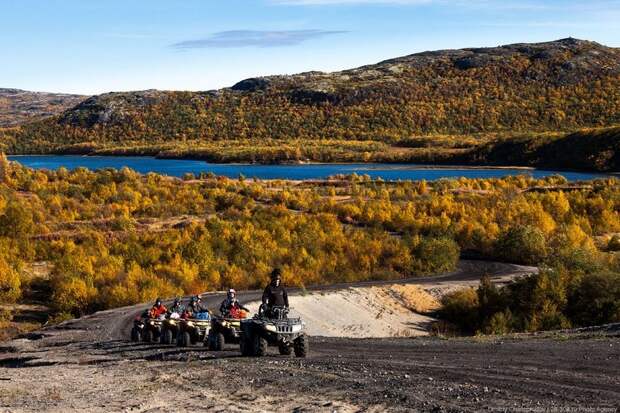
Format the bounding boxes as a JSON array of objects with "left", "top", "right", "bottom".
[
  {"left": 567, "top": 272, "right": 620, "bottom": 326},
  {"left": 482, "top": 309, "right": 513, "bottom": 335},
  {"left": 477, "top": 275, "right": 506, "bottom": 323},
  {"left": 608, "top": 235, "right": 620, "bottom": 252},
  {"left": 413, "top": 237, "right": 460, "bottom": 274},
  {"left": 495, "top": 225, "right": 547, "bottom": 265},
  {"left": 0, "top": 256, "right": 21, "bottom": 303},
  {"left": 0, "top": 201, "right": 35, "bottom": 240},
  {"left": 439, "top": 288, "right": 480, "bottom": 334},
  {"left": 504, "top": 271, "right": 569, "bottom": 331}
]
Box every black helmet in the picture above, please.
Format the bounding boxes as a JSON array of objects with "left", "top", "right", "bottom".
[
  {"left": 155, "top": 298, "right": 162, "bottom": 306},
  {"left": 271, "top": 268, "right": 282, "bottom": 280},
  {"left": 173, "top": 297, "right": 181, "bottom": 305}
]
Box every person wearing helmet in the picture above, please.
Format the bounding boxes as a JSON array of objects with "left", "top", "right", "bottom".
[
  {"left": 168, "top": 297, "right": 184, "bottom": 315},
  {"left": 262, "top": 268, "right": 289, "bottom": 316},
  {"left": 149, "top": 297, "right": 167, "bottom": 318},
  {"left": 219, "top": 288, "right": 249, "bottom": 317},
  {"left": 183, "top": 295, "right": 209, "bottom": 319}
]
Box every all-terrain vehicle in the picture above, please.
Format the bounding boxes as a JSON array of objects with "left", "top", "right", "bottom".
[
  {"left": 160, "top": 312, "right": 182, "bottom": 345},
  {"left": 176, "top": 312, "right": 211, "bottom": 347},
  {"left": 239, "top": 305, "right": 308, "bottom": 357},
  {"left": 207, "top": 308, "right": 250, "bottom": 351},
  {"left": 131, "top": 312, "right": 165, "bottom": 343},
  {"left": 130, "top": 313, "right": 146, "bottom": 342}
]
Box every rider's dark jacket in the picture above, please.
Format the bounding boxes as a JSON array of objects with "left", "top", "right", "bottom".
[
  {"left": 169, "top": 303, "right": 184, "bottom": 315},
  {"left": 262, "top": 284, "right": 289, "bottom": 308},
  {"left": 185, "top": 302, "right": 208, "bottom": 317}
]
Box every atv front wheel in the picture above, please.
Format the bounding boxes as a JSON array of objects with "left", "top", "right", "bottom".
[
  {"left": 278, "top": 342, "right": 292, "bottom": 356},
  {"left": 130, "top": 327, "right": 141, "bottom": 342},
  {"left": 293, "top": 335, "right": 308, "bottom": 358},
  {"left": 253, "top": 335, "right": 268, "bottom": 357},
  {"left": 161, "top": 329, "right": 173, "bottom": 345}
]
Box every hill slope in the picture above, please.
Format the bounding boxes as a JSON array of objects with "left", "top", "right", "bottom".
[
  {"left": 0, "top": 88, "right": 86, "bottom": 127},
  {"left": 1, "top": 38, "right": 619, "bottom": 170}
]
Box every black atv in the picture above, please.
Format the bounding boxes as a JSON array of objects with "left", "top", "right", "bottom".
[
  {"left": 143, "top": 318, "right": 164, "bottom": 343},
  {"left": 131, "top": 313, "right": 164, "bottom": 343},
  {"left": 176, "top": 313, "right": 211, "bottom": 347},
  {"left": 239, "top": 305, "right": 308, "bottom": 358},
  {"left": 130, "top": 315, "right": 145, "bottom": 342},
  {"left": 207, "top": 314, "right": 247, "bottom": 351}
]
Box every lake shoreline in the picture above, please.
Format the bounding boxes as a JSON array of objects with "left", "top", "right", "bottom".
[
  {"left": 8, "top": 153, "right": 539, "bottom": 171},
  {"left": 7, "top": 154, "right": 614, "bottom": 181}
]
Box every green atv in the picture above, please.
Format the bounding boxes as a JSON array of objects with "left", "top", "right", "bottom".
[
  {"left": 176, "top": 313, "right": 211, "bottom": 347},
  {"left": 207, "top": 316, "right": 244, "bottom": 351},
  {"left": 239, "top": 305, "right": 308, "bottom": 358}
]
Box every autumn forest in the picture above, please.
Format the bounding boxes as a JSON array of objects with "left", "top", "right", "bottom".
[{"left": 0, "top": 154, "right": 618, "bottom": 336}]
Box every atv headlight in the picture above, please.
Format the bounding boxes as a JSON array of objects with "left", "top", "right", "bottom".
[
  {"left": 265, "top": 324, "right": 277, "bottom": 332},
  {"left": 187, "top": 321, "right": 194, "bottom": 327},
  {"left": 291, "top": 324, "right": 302, "bottom": 333},
  {"left": 149, "top": 321, "right": 154, "bottom": 326}
]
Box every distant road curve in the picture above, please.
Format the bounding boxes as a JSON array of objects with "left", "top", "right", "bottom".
[{"left": 55, "top": 259, "right": 537, "bottom": 342}]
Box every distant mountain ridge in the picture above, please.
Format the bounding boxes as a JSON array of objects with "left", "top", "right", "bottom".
[
  {"left": 1, "top": 38, "right": 619, "bottom": 171},
  {"left": 0, "top": 88, "right": 86, "bottom": 127}
]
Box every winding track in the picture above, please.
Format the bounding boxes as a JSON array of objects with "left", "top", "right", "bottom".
[
  {"left": 3, "top": 260, "right": 619, "bottom": 412},
  {"left": 85, "top": 260, "right": 537, "bottom": 341}
]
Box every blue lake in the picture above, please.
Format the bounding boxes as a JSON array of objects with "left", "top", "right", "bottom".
[{"left": 7, "top": 155, "right": 612, "bottom": 181}]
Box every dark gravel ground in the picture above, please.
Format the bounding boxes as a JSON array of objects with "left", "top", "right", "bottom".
[
  {"left": 41, "top": 328, "right": 616, "bottom": 412},
  {"left": 162, "top": 333, "right": 619, "bottom": 412}
]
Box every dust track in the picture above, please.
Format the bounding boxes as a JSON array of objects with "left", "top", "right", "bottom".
[{"left": 1, "top": 260, "right": 619, "bottom": 412}]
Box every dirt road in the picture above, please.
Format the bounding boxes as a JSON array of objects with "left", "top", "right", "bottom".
[{"left": 1, "top": 261, "right": 619, "bottom": 412}]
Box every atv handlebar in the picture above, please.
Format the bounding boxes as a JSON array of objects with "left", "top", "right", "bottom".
[{"left": 258, "top": 304, "right": 289, "bottom": 320}]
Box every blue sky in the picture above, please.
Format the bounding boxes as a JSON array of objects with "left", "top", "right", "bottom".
[{"left": 1, "top": 0, "right": 619, "bottom": 95}]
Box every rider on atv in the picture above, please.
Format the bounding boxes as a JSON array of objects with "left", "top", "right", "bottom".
[
  {"left": 182, "top": 295, "right": 209, "bottom": 319},
  {"left": 219, "top": 289, "right": 249, "bottom": 318},
  {"left": 168, "top": 297, "right": 183, "bottom": 314},
  {"left": 149, "top": 298, "right": 167, "bottom": 319},
  {"left": 261, "top": 268, "right": 289, "bottom": 318}
]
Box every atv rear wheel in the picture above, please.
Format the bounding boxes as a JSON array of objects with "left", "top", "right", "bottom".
[
  {"left": 293, "top": 335, "right": 308, "bottom": 358},
  {"left": 177, "top": 331, "right": 191, "bottom": 347},
  {"left": 209, "top": 331, "right": 225, "bottom": 351},
  {"left": 215, "top": 332, "right": 225, "bottom": 351},
  {"left": 143, "top": 329, "right": 154, "bottom": 343},
  {"left": 253, "top": 334, "right": 268, "bottom": 357},
  {"left": 240, "top": 333, "right": 253, "bottom": 356},
  {"left": 278, "top": 342, "right": 292, "bottom": 356},
  {"left": 130, "top": 327, "right": 141, "bottom": 342},
  {"left": 161, "top": 328, "right": 173, "bottom": 345}
]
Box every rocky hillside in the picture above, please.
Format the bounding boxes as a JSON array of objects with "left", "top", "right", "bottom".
[
  {"left": 1, "top": 38, "right": 619, "bottom": 170},
  {"left": 0, "top": 88, "right": 86, "bottom": 127}
]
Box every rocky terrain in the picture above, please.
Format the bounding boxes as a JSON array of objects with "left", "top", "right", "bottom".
[
  {"left": 0, "top": 88, "right": 85, "bottom": 127},
  {"left": 53, "top": 38, "right": 620, "bottom": 131},
  {"left": 1, "top": 261, "right": 618, "bottom": 412}
]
